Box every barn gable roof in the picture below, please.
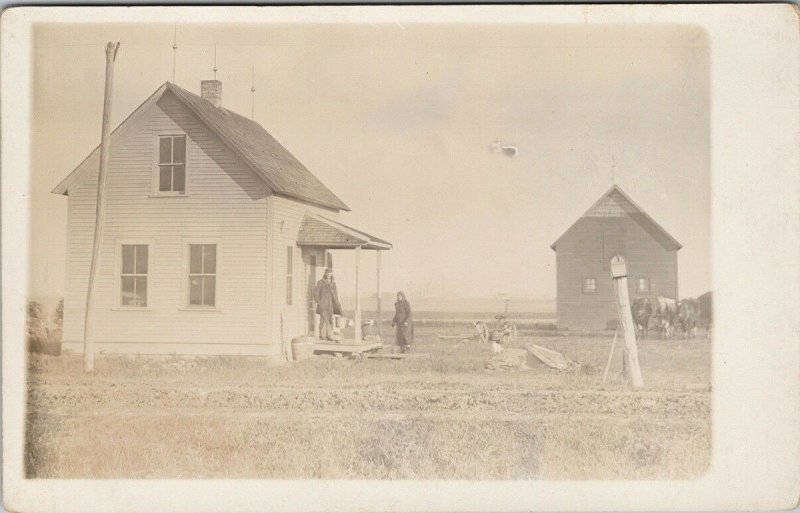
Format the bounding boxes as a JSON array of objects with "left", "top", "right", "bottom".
[
  {"left": 550, "top": 185, "right": 682, "bottom": 251},
  {"left": 52, "top": 81, "right": 350, "bottom": 212}
]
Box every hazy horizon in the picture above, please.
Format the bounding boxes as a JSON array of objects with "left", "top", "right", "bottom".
[{"left": 30, "top": 23, "right": 710, "bottom": 301}]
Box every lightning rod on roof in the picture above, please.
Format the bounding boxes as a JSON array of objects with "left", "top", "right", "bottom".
[
  {"left": 171, "top": 24, "right": 178, "bottom": 83},
  {"left": 250, "top": 66, "right": 256, "bottom": 119},
  {"left": 213, "top": 44, "right": 218, "bottom": 80}
]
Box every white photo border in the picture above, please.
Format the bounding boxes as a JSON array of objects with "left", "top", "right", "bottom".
[{"left": 3, "top": 5, "right": 799, "bottom": 512}]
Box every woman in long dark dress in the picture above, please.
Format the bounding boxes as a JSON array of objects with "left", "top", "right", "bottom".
[{"left": 391, "top": 291, "right": 414, "bottom": 353}]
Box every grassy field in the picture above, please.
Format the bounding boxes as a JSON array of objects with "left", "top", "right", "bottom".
[{"left": 25, "top": 325, "right": 711, "bottom": 479}]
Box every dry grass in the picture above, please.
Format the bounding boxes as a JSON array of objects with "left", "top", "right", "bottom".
[{"left": 26, "top": 327, "right": 711, "bottom": 479}]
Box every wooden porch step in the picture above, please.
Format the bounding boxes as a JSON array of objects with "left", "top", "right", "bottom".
[
  {"left": 313, "top": 341, "right": 382, "bottom": 354},
  {"left": 364, "top": 352, "right": 431, "bottom": 359}
]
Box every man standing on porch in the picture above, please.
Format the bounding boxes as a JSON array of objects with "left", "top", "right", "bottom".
[{"left": 313, "top": 268, "right": 342, "bottom": 341}]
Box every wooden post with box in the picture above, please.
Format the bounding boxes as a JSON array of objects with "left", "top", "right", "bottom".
[{"left": 610, "top": 255, "right": 644, "bottom": 388}]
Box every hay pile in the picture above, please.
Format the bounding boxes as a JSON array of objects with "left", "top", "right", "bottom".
[{"left": 485, "top": 348, "right": 529, "bottom": 371}]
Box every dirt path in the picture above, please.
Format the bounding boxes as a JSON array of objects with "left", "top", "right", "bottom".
[{"left": 30, "top": 380, "right": 710, "bottom": 418}]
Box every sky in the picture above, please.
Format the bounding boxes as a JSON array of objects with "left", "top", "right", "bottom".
[{"left": 30, "top": 22, "right": 710, "bottom": 302}]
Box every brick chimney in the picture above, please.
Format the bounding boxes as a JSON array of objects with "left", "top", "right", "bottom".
[{"left": 201, "top": 80, "right": 222, "bottom": 108}]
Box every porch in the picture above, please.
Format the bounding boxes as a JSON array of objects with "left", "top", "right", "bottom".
[{"left": 296, "top": 213, "right": 392, "bottom": 351}]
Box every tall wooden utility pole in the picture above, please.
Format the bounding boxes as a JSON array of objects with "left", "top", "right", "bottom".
[
  {"left": 610, "top": 255, "right": 643, "bottom": 388},
  {"left": 83, "top": 42, "right": 120, "bottom": 373}
]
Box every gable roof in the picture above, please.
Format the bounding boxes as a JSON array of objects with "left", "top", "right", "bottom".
[
  {"left": 297, "top": 213, "right": 392, "bottom": 250},
  {"left": 52, "top": 81, "right": 350, "bottom": 212},
  {"left": 550, "top": 184, "right": 682, "bottom": 251}
]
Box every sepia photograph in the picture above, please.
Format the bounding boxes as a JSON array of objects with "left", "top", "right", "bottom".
[
  {"left": 24, "top": 19, "right": 713, "bottom": 481},
  {"left": 3, "top": 5, "right": 799, "bottom": 513}
]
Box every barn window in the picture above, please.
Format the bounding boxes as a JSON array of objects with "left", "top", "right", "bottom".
[
  {"left": 286, "top": 246, "right": 294, "bottom": 305},
  {"left": 637, "top": 278, "right": 651, "bottom": 293},
  {"left": 120, "top": 245, "right": 148, "bottom": 306},
  {"left": 188, "top": 244, "right": 216, "bottom": 306},
  {"left": 157, "top": 135, "right": 186, "bottom": 194},
  {"left": 582, "top": 278, "right": 597, "bottom": 294}
]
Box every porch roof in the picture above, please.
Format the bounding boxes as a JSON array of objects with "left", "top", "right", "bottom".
[{"left": 297, "top": 213, "right": 392, "bottom": 250}]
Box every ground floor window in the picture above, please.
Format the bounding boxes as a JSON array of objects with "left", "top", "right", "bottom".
[
  {"left": 582, "top": 277, "right": 597, "bottom": 294},
  {"left": 189, "top": 244, "right": 216, "bottom": 306},
  {"left": 120, "top": 244, "right": 148, "bottom": 306},
  {"left": 637, "top": 277, "right": 651, "bottom": 293}
]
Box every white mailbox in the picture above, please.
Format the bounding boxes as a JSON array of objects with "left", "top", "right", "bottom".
[{"left": 611, "top": 255, "right": 628, "bottom": 278}]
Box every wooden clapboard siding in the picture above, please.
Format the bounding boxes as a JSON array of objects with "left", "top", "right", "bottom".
[
  {"left": 62, "top": 92, "right": 274, "bottom": 356},
  {"left": 268, "top": 195, "right": 338, "bottom": 346},
  {"left": 555, "top": 216, "right": 678, "bottom": 331},
  {"left": 624, "top": 214, "right": 678, "bottom": 301},
  {"left": 556, "top": 217, "right": 617, "bottom": 330}
]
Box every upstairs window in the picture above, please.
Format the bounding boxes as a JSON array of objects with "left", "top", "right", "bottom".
[
  {"left": 189, "top": 244, "right": 216, "bottom": 307},
  {"left": 121, "top": 244, "right": 148, "bottom": 306},
  {"left": 158, "top": 135, "right": 186, "bottom": 194},
  {"left": 637, "top": 278, "right": 651, "bottom": 293},
  {"left": 582, "top": 277, "right": 597, "bottom": 294}
]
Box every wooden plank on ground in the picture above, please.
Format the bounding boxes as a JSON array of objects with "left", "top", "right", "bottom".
[{"left": 526, "top": 343, "right": 577, "bottom": 371}]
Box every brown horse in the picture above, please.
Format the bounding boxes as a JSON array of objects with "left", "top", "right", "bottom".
[
  {"left": 631, "top": 297, "right": 654, "bottom": 338},
  {"left": 674, "top": 298, "right": 699, "bottom": 339}
]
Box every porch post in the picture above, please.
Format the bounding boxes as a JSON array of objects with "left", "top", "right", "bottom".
[
  {"left": 354, "top": 245, "right": 362, "bottom": 342},
  {"left": 312, "top": 254, "right": 320, "bottom": 338},
  {"left": 376, "top": 250, "right": 382, "bottom": 341}
]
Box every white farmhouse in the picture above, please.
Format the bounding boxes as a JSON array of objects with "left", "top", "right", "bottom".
[{"left": 53, "top": 80, "right": 390, "bottom": 360}]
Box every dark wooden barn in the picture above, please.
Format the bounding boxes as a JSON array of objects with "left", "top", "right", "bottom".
[{"left": 550, "top": 185, "right": 682, "bottom": 331}]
